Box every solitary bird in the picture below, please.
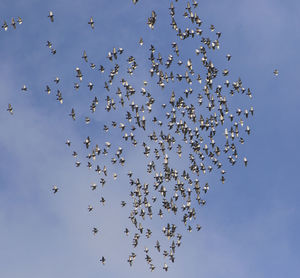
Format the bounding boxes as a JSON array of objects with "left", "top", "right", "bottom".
[
  {"left": 88, "top": 17, "right": 94, "bottom": 29},
  {"left": 48, "top": 11, "right": 54, "bottom": 22},
  {"left": 7, "top": 104, "right": 13, "bottom": 115},
  {"left": 52, "top": 185, "right": 58, "bottom": 194},
  {"left": 100, "top": 256, "right": 106, "bottom": 265},
  {"left": 2, "top": 21, "right": 8, "bottom": 31},
  {"left": 11, "top": 18, "right": 16, "bottom": 29},
  {"left": 93, "top": 227, "right": 98, "bottom": 235},
  {"left": 69, "top": 108, "right": 76, "bottom": 120},
  {"left": 21, "top": 85, "right": 27, "bottom": 92},
  {"left": 163, "top": 263, "right": 168, "bottom": 271},
  {"left": 65, "top": 140, "right": 71, "bottom": 147},
  {"left": 45, "top": 85, "right": 51, "bottom": 94},
  {"left": 82, "top": 50, "right": 88, "bottom": 62}
]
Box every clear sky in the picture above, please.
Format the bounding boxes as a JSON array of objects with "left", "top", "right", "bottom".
[{"left": 0, "top": 0, "right": 299, "bottom": 277}]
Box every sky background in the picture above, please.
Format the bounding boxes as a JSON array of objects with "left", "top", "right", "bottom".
[{"left": 0, "top": 0, "right": 300, "bottom": 277}]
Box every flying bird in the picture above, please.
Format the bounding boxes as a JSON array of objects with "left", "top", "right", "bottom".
[
  {"left": 37, "top": 1, "right": 257, "bottom": 270},
  {"left": 11, "top": 18, "right": 16, "bottom": 29},
  {"left": 100, "top": 256, "right": 106, "bottom": 265},
  {"left": 48, "top": 11, "right": 54, "bottom": 22},
  {"left": 21, "top": 85, "right": 27, "bottom": 92},
  {"left": 2, "top": 21, "right": 8, "bottom": 31},
  {"left": 7, "top": 104, "right": 13, "bottom": 115},
  {"left": 88, "top": 17, "right": 94, "bottom": 29},
  {"left": 52, "top": 185, "right": 58, "bottom": 194}
]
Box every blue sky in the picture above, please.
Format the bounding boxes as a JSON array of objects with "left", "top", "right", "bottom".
[{"left": 0, "top": 0, "right": 299, "bottom": 277}]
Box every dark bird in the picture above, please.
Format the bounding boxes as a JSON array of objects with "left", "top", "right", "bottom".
[
  {"left": 7, "top": 104, "right": 13, "bottom": 115},
  {"left": 52, "top": 185, "right": 58, "bottom": 194},
  {"left": 100, "top": 256, "right": 106, "bottom": 265},
  {"left": 88, "top": 17, "right": 94, "bottom": 29},
  {"left": 48, "top": 11, "right": 54, "bottom": 22}
]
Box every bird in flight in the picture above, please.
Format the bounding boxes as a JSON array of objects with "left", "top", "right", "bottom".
[
  {"left": 7, "top": 104, "right": 13, "bottom": 115},
  {"left": 88, "top": 17, "right": 94, "bottom": 29},
  {"left": 52, "top": 185, "right": 58, "bottom": 194},
  {"left": 48, "top": 11, "right": 54, "bottom": 22},
  {"left": 13, "top": 0, "right": 259, "bottom": 271},
  {"left": 100, "top": 256, "right": 106, "bottom": 265}
]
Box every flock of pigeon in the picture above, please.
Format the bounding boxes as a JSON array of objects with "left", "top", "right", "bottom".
[{"left": 3, "top": 0, "right": 277, "bottom": 273}]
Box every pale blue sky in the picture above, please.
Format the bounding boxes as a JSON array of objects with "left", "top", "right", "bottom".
[{"left": 0, "top": 0, "right": 299, "bottom": 277}]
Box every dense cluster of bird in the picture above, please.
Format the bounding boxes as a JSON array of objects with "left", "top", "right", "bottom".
[
  {"left": 48, "top": 1, "right": 255, "bottom": 271},
  {"left": 1, "top": 17, "right": 22, "bottom": 31},
  {"left": 5, "top": 0, "right": 272, "bottom": 273},
  {"left": 46, "top": 40, "right": 57, "bottom": 55}
]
